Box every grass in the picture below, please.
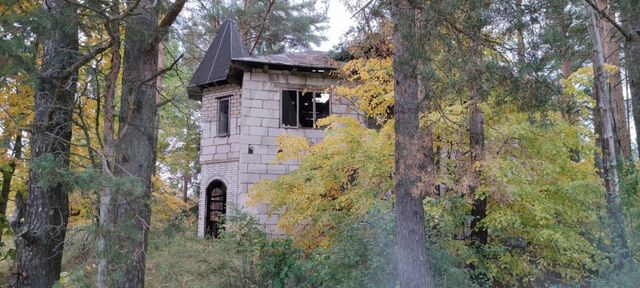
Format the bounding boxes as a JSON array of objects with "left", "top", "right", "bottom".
[{"left": 0, "top": 213, "right": 248, "bottom": 287}]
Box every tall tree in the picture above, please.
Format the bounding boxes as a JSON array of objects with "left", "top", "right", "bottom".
[
  {"left": 178, "top": 0, "right": 327, "bottom": 70},
  {"left": 99, "top": 0, "right": 186, "bottom": 286},
  {"left": 10, "top": 0, "right": 78, "bottom": 285},
  {"left": 597, "top": 0, "right": 631, "bottom": 159},
  {"left": 97, "top": 0, "right": 122, "bottom": 286},
  {"left": 392, "top": 0, "right": 434, "bottom": 287},
  {"left": 620, "top": 1, "right": 640, "bottom": 150},
  {"left": 586, "top": 2, "right": 630, "bottom": 267},
  {"left": 467, "top": 3, "right": 489, "bottom": 285}
]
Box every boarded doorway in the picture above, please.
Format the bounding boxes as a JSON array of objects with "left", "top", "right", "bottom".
[{"left": 205, "top": 180, "right": 227, "bottom": 238}]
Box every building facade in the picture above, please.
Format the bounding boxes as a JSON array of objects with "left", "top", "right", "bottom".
[{"left": 189, "top": 20, "right": 360, "bottom": 237}]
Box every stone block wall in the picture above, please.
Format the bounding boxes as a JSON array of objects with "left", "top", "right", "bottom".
[
  {"left": 200, "top": 84, "right": 242, "bottom": 162},
  {"left": 198, "top": 84, "right": 241, "bottom": 238},
  {"left": 197, "top": 161, "right": 238, "bottom": 237},
  {"left": 198, "top": 70, "right": 362, "bottom": 237},
  {"left": 237, "top": 69, "right": 361, "bottom": 234}
]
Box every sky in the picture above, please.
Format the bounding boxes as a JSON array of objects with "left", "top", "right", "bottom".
[{"left": 312, "top": 0, "right": 356, "bottom": 51}]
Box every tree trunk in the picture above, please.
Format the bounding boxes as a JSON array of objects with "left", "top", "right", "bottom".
[
  {"left": 598, "top": 0, "right": 631, "bottom": 159},
  {"left": 587, "top": 3, "right": 630, "bottom": 267},
  {"left": 467, "top": 5, "right": 489, "bottom": 285},
  {"left": 622, "top": 1, "right": 640, "bottom": 151},
  {"left": 0, "top": 133, "right": 22, "bottom": 243},
  {"left": 11, "top": 0, "right": 78, "bottom": 285},
  {"left": 97, "top": 0, "right": 121, "bottom": 285},
  {"left": 182, "top": 172, "right": 190, "bottom": 202},
  {"left": 102, "top": 1, "right": 159, "bottom": 286},
  {"left": 392, "top": 0, "right": 434, "bottom": 287}
]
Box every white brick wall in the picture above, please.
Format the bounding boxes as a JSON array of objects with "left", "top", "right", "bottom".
[
  {"left": 197, "top": 160, "right": 239, "bottom": 237},
  {"left": 198, "top": 69, "right": 362, "bottom": 237}
]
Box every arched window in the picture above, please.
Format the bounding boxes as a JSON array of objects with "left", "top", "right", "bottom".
[{"left": 205, "top": 180, "right": 227, "bottom": 238}]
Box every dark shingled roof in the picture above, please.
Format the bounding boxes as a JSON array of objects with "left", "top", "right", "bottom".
[
  {"left": 188, "top": 21, "right": 343, "bottom": 100},
  {"left": 232, "top": 51, "right": 341, "bottom": 71},
  {"left": 188, "top": 19, "right": 247, "bottom": 99}
]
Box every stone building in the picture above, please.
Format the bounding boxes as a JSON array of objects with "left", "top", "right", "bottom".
[{"left": 189, "top": 20, "right": 360, "bottom": 237}]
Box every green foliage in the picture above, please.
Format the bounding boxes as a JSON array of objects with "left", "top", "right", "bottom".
[
  {"left": 479, "top": 108, "right": 605, "bottom": 286},
  {"left": 147, "top": 210, "right": 308, "bottom": 288},
  {"left": 250, "top": 116, "right": 395, "bottom": 250},
  {"left": 304, "top": 212, "right": 398, "bottom": 288},
  {"left": 251, "top": 93, "right": 608, "bottom": 286}
]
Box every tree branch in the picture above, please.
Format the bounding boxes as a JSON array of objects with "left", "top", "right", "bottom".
[
  {"left": 54, "top": 41, "right": 113, "bottom": 80},
  {"left": 150, "top": 0, "right": 188, "bottom": 47},
  {"left": 140, "top": 53, "right": 183, "bottom": 87},
  {"left": 583, "top": 0, "right": 630, "bottom": 41},
  {"left": 249, "top": 0, "right": 276, "bottom": 55}
]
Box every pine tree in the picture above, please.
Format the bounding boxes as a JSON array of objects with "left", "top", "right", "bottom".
[
  {"left": 392, "top": 0, "right": 434, "bottom": 286},
  {"left": 11, "top": 0, "right": 78, "bottom": 285}
]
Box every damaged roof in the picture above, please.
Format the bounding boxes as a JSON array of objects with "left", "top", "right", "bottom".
[
  {"left": 232, "top": 51, "right": 342, "bottom": 71},
  {"left": 188, "top": 19, "right": 247, "bottom": 99},
  {"left": 188, "top": 20, "right": 343, "bottom": 100}
]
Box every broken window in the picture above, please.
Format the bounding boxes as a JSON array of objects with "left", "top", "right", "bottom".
[
  {"left": 299, "top": 91, "right": 314, "bottom": 127},
  {"left": 217, "top": 97, "right": 230, "bottom": 136},
  {"left": 281, "top": 90, "right": 331, "bottom": 128},
  {"left": 282, "top": 90, "right": 298, "bottom": 127}
]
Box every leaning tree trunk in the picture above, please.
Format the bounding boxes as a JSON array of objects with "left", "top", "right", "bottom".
[
  {"left": 104, "top": 1, "right": 159, "bottom": 286},
  {"left": 587, "top": 3, "right": 630, "bottom": 267},
  {"left": 392, "top": 0, "right": 434, "bottom": 287},
  {"left": 622, "top": 1, "right": 640, "bottom": 150},
  {"left": 11, "top": 0, "right": 78, "bottom": 285}
]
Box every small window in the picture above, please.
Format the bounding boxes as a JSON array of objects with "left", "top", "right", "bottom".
[
  {"left": 282, "top": 90, "right": 298, "bottom": 127},
  {"left": 217, "top": 97, "right": 230, "bottom": 136},
  {"left": 281, "top": 90, "right": 331, "bottom": 128}
]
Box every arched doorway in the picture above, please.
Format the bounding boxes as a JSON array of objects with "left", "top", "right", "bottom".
[{"left": 205, "top": 180, "right": 227, "bottom": 238}]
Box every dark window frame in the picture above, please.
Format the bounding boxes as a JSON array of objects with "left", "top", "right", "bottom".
[
  {"left": 217, "top": 96, "right": 231, "bottom": 137},
  {"left": 280, "top": 90, "right": 331, "bottom": 128}
]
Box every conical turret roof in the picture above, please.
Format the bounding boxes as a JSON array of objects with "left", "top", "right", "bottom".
[{"left": 188, "top": 19, "right": 247, "bottom": 99}]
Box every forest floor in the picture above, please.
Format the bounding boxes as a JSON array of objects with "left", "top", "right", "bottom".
[{"left": 0, "top": 212, "right": 227, "bottom": 288}]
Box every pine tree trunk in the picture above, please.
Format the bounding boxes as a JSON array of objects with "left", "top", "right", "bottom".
[
  {"left": 11, "top": 0, "right": 78, "bottom": 285},
  {"left": 587, "top": 3, "right": 630, "bottom": 267},
  {"left": 392, "top": 0, "right": 434, "bottom": 287},
  {"left": 97, "top": 0, "right": 121, "bottom": 285},
  {"left": 0, "top": 133, "right": 22, "bottom": 243},
  {"left": 105, "top": 1, "right": 159, "bottom": 285},
  {"left": 598, "top": 0, "right": 631, "bottom": 159},
  {"left": 622, "top": 1, "right": 640, "bottom": 150}
]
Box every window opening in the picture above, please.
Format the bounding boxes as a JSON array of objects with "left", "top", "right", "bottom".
[
  {"left": 205, "top": 180, "right": 226, "bottom": 238},
  {"left": 281, "top": 90, "right": 331, "bottom": 128},
  {"left": 281, "top": 90, "right": 298, "bottom": 127},
  {"left": 217, "top": 97, "right": 230, "bottom": 136}
]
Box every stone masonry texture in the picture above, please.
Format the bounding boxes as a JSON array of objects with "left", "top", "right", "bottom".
[{"left": 199, "top": 70, "right": 361, "bottom": 237}]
